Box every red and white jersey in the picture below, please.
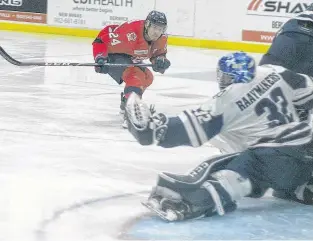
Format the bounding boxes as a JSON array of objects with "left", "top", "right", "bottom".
[{"left": 92, "top": 20, "right": 167, "bottom": 62}]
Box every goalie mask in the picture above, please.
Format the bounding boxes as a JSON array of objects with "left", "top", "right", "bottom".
[
  {"left": 145, "top": 10, "right": 167, "bottom": 41},
  {"left": 217, "top": 52, "right": 256, "bottom": 90}
]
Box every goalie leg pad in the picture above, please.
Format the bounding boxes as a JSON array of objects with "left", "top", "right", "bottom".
[
  {"left": 144, "top": 168, "right": 248, "bottom": 221},
  {"left": 211, "top": 170, "right": 252, "bottom": 202},
  {"left": 158, "top": 152, "right": 240, "bottom": 188}
]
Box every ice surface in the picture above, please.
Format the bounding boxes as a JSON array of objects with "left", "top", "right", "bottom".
[{"left": 0, "top": 31, "right": 311, "bottom": 241}]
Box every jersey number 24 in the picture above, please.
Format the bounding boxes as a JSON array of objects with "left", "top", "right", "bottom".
[{"left": 108, "top": 27, "right": 121, "bottom": 46}]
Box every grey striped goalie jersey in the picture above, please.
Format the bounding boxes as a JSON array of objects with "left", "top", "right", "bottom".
[{"left": 160, "top": 65, "right": 313, "bottom": 152}]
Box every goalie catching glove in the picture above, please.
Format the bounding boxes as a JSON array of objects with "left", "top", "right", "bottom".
[{"left": 125, "top": 93, "right": 168, "bottom": 145}]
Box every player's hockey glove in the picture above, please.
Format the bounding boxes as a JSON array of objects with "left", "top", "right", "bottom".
[
  {"left": 95, "top": 53, "right": 109, "bottom": 74},
  {"left": 152, "top": 56, "right": 171, "bottom": 74},
  {"left": 125, "top": 93, "right": 168, "bottom": 145}
]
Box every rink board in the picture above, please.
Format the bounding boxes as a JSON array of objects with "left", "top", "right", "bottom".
[{"left": 0, "top": 21, "right": 270, "bottom": 54}]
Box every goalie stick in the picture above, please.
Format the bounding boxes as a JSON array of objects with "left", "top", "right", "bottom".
[{"left": 0, "top": 46, "right": 153, "bottom": 68}]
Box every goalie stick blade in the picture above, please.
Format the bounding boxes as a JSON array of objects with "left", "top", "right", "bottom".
[{"left": 141, "top": 201, "right": 179, "bottom": 222}]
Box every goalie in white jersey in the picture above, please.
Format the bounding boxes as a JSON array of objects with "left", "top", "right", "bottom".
[{"left": 125, "top": 52, "right": 313, "bottom": 221}]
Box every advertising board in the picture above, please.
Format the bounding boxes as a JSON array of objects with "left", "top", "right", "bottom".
[
  {"left": 0, "top": 0, "right": 47, "bottom": 24},
  {"left": 48, "top": 0, "right": 155, "bottom": 30},
  {"left": 242, "top": 0, "right": 313, "bottom": 43}
]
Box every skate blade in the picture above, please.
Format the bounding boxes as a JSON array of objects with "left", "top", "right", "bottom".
[
  {"left": 141, "top": 201, "right": 174, "bottom": 222},
  {"left": 121, "top": 120, "right": 128, "bottom": 129}
]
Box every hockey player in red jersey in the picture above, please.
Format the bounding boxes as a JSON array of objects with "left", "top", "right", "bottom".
[{"left": 92, "top": 10, "right": 171, "bottom": 127}]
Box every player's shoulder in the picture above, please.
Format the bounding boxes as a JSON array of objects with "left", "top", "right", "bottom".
[
  {"left": 258, "top": 64, "right": 306, "bottom": 86},
  {"left": 211, "top": 70, "right": 268, "bottom": 103},
  {"left": 99, "top": 24, "right": 119, "bottom": 33},
  {"left": 258, "top": 64, "right": 287, "bottom": 74},
  {"left": 116, "top": 20, "right": 144, "bottom": 34},
  {"left": 124, "top": 20, "right": 145, "bottom": 28}
]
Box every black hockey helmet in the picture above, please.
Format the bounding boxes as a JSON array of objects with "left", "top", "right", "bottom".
[
  {"left": 146, "top": 10, "right": 167, "bottom": 27},
  {"left": 144, "top": 10, "right": 167, "bottom": 41}
]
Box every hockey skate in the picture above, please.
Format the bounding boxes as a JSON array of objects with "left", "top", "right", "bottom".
[
  {"left": 141, "top": 170, "right": 238, "bottom": 222},
  {"left": 142, "top": 192, "right": 237, "bottom": 222},
  {"left": 142, "top": 196, "right": 190, "bottom": 222},
  {"left": 119, "top": 92, "right": 128, "bottom": 129}
]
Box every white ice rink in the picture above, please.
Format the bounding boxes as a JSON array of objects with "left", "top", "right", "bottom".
[{"left": 1, "top": 31, "right": 312, "bottom": 241}]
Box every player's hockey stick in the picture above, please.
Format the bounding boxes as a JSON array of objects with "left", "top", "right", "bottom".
[{"left": 0, "top": 46, "right": 153, "bottom": 67}]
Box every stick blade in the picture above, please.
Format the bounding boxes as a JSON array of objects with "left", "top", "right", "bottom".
[{"left": 0, "top": 46, "right": 22, "bottom": 66}]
